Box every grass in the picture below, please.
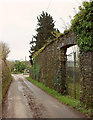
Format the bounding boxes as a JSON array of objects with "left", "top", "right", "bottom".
[
  {"left": 11, "top": 71, "right": 23, "bottom": 74},
  {"left": 26, "top": 77, "right": 92, "bottom": 117},
  {"left": 67, "top": 82, "right": 80, "bottom": 100}
]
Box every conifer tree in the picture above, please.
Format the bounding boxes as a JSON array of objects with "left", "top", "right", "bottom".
[{"left": 29, "top": 11, "right": 60, "bottom": 55}]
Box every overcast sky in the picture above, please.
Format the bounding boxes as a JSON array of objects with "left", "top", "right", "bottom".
[{"left": 0, "top": 0, "right": 88, "bottom": 61}]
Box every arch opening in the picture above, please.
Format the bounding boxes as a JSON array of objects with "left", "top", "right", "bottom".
[{"left": 66, "top": 45, "right": 80, "bottom": 99}]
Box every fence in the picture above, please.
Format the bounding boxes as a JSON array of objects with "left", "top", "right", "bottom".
[{"left": 66, "top": 52, "right": 80, "bottom": 100}]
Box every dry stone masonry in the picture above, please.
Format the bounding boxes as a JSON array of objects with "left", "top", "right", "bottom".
[{"left": 30, "top": 31, "right": 93, "bottom": 111}]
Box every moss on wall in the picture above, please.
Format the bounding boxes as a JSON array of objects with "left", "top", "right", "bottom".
[
  {"left": 30, "top": 31, "right": 93, "bottom": 113},
  {"left": 31, "top": 32, "right": 75, "bottom": 94},
  {"left": 30, "top": 56, "right": 40, "bottom": 82}
]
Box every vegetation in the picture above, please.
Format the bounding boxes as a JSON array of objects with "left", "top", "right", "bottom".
[
  {"left": 7, "top": 60, "right": 15, "bottom": 72},
  {"left": 27, "top": 77, "right": 92, "bottom": 117},
  {"left": 28, "top": 1, "right": 93, "bottom": 117},
  {"left": 33, "top": 42, "right": 49, "bottom": 57},
  {"left": 71, "top": 1, "right": 93, "bottom": 52},
  {"left": 13, "top": 60, "right": 26, "bottom": 73},
  {"left": 0, "top": 42, "right": 12, "bottom": 103},
  {"left": 30, "top": 56, "right": 40, "bottom": 81},
  {"left": 0, "top": 42, "right": 10, "bottom": 60},
  {"left": 29, "top": 11, "right": 60, "bottom": 55},
  {"left": 2, "top": 61, "right": 12, "bottom": 101}
]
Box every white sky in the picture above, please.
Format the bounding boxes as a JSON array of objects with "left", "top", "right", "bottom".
[{"left": 0, "top": 0, "right": 88, "bottom": 61}]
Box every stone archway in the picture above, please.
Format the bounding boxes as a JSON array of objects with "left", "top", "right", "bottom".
[
  {"left": 57, "top": 32, "right": 77, "bottom": 94},
  {"left": 31, "top": 31, "right": 93, "bottom": 110},
  {"left": 58, "top": 31, "right": 93, "bottom": 109}
]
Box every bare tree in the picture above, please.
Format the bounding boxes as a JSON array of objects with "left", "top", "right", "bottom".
[
  {"left": 60, "top": 17, "right": 68, "bottom": 30},
  {"left": 0, "top": 42, "right": 10, "bottom": 60}
]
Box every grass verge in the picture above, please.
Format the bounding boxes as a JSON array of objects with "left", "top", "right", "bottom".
[
  {"left": 26, "top": 77, "right": 92, "bottom": 117},
  {"left": 11, "top": 72, "right": 22, "bottom": 74}
]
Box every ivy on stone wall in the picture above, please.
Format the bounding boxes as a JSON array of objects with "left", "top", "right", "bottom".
[
  {"left": 31, "top": 56, "right": 40, "bottom": 81},
  {"left": 52, "top": 42, "right": 59, "bottom": 89},
  {"left": 71, "top": 1, "right": 93, "bottom": 52}
]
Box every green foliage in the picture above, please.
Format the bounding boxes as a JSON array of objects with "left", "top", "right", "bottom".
[
  {"left": 51, "top": 31, "right": 61, "bottom": 38},
  {"left": 29, "top": 11, "right": 60, "bottom": 54},
  {"left": 52, "top": 42, "right": 61, "bottom": 92},
  {"left": 31, "top": 56, "right": 40, "bottom": 81},
  {"left": 14, "top": 61, "right": 26, "bottom": 73},
  {"left": 71, "top": 1, "right": 93, "bottom": 52},
  {"left": 33, "top": 43, "right": 49, "bottom": 57},
  {"left": 27, "top": 77, "right": 92, "bottom": 117}
]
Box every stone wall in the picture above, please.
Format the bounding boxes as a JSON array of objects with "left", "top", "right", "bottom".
[
  {"left": 30, "top": 31, "right": 93, "bottom": 111},
  {"left": 80, "top": 52, "right": 93, "bottom": 110},
  {"left": 31, "top": 31, "right": 76, "bottom": 94}
]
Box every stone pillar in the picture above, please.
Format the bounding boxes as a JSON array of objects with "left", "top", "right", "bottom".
[
  {"left": 80, "top": 51, "right": 93, "bottom": 110},
  {"left": 59, "top": 48, "right": 67, "bottom": 94}
]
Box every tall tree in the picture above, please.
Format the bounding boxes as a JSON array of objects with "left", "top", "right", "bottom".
[{"left": 29, "top": 11, "right": 60, "bottom": 55}]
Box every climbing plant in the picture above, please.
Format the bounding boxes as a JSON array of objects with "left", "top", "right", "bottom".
[
  {"left": 31, "top": 56, "right": 40, "bottom": 81},
  {"left": 71, "top": 1, "right": 93, "bottom": 52}
]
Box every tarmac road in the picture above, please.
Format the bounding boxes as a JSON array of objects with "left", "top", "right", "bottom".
[{"left": 2, "top": 74, "right": 86, "bottom": 118}]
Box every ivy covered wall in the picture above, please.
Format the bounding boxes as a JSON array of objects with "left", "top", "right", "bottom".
[
  {"left": 71, "top": 1, "right": 93, "bottom": 112},
  {"left": 30, "top": 0, "right": 93, "bottom": 115},
  {"left": 30, "top": 31, "right": 93, "bottom": 113},
  {"left": 30, "top": 31, "right": 76, "bottom": 94}
]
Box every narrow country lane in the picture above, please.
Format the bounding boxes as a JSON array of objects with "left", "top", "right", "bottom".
[{"left": 3, "top": 74, "right": 86, "bottom": 118}]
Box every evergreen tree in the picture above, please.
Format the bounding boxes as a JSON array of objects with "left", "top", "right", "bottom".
[{"left": 29, "top": 11, "right": 60, "bottom": 55}]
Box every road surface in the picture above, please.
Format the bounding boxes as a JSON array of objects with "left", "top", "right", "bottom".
[{"left": 2, "top": 74, "right": 86, "bottom": 118}]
